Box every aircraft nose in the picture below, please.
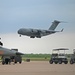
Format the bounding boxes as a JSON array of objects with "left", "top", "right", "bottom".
[
  {"left": 16, "top": 52, "right": 24, "bottom": 55},
  {"left": 17, "top": 29, "right": 21, "bottom": 34}
]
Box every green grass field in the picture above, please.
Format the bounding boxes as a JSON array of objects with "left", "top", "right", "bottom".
[
  {"left": 22, "top": 54, "right": 51, "bottom": 61},
  {"left": 22, "top": 54, "right": 71, "bottom": 61},
  {"left": 0, "top": 54, "right": 71, "bottom": 61}
]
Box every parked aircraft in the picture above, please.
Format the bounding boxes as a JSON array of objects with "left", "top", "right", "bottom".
[
  {"left": 18, "top": 20, "right": 63, "bottom": 38},
  {"left": 0, "top": 46, "right": 24, "bottom": 65}
]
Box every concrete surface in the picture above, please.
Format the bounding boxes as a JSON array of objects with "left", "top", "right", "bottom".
[{"left": 0, "top": 61, "right": 75, "bottom": 75}]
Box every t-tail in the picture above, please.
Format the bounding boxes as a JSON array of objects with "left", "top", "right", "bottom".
[{"left": 49, "top": 20, "right": 61, "bottom": 30}]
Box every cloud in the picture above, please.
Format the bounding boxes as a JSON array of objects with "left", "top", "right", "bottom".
[{"left": 0, "top": 32, "right": 75, "bottom": 54}]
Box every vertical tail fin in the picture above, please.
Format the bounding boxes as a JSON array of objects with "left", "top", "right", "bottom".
[{"left": 49, "top": 20, "right": 60, "bottom": 30}]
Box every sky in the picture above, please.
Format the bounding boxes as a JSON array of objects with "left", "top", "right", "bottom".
[{"left": 0, "top": 0, "right": 75, "bottom": 54}]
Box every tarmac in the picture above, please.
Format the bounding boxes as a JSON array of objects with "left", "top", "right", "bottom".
[{"left": 0, "top": 61, "right": 75, "bottom": 75}]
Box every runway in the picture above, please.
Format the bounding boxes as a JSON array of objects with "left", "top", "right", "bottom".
[{"left": 0, "top": 61, "right": 75, "bottom": 75}]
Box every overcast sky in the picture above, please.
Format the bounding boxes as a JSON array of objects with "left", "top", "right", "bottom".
[{"left": 0, "top": 0, "right": 75, "bottom": 54}]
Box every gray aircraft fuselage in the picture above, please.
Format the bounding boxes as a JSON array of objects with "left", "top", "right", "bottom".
[{"left": 0, "top": 46, "right": 24, "bottom": 56}]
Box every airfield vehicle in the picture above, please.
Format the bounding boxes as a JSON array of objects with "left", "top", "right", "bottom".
[
  {"left": 49, "top": 48, "right": 68, "bottom": 64},
  {"left": 70, "top": 49, "right": 75, "bottom": 64},
  {"left": 10, "top": 49, "right": 22, "bottom": 64},
  {"left": 10, "top": 55, "right": 22, "bottom": 64}
]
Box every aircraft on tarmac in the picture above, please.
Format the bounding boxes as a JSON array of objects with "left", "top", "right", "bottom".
[
  {"left": 0, "top": 46, "right": 24, "bottom": 65},
  {"left": 0, "top": 40, "right": 24, "bottom": 65},
  {"left": 17, "top": 20, "right": 64, "bottom": 38}
]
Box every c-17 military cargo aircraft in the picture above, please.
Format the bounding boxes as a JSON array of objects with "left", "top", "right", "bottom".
[{"left": 18, "top": 20, "right": 63, "bottom": 38}]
